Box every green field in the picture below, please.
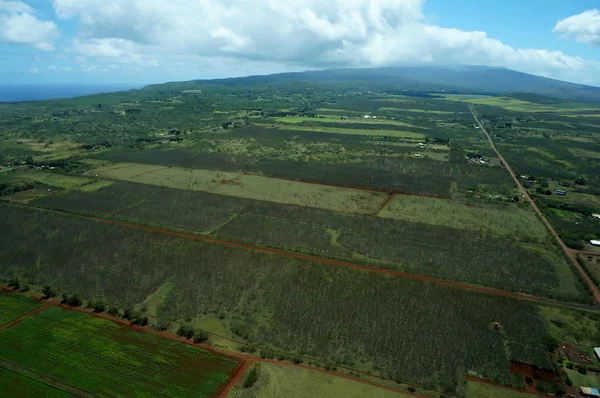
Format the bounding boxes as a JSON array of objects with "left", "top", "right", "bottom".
[
  {"left": 20, "top": 172, "right": 92, "bottom": 189},
  {"left": 229, "top": 363, "right": 411, "bottom": 398},
  {"left": 379, "top": 195, "right": 548, "bottom": 240},
  {"left": 0, "top": 292, "right": 41, "bottom": 326},
  {"left": 272, "top": 116, "right": 428, "bottom": 129},
  {"left": 464, "top": 379, "right": 535, "bottom": 398},
  {"left": 0, "top": 367, "right": 71, "bottom": 398},
  {"left": 0, "top": 306, "right": 238, "bottom": 397},
  {"left": 92, "top": 162, "right": 389, "bottom": 214},
  {"left": 263, "top": 124, "right": 426, "bottom": 140}
]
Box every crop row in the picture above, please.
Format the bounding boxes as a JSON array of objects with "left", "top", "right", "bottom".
[{"left": 0, "top": 203, "right": 552, "bottom": 393}]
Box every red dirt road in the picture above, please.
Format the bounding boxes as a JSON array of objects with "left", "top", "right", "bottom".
[
  {"left": 470, "top": 106, "right": 600, "bottom": 304},
  {"left": 216, "top": 360, "right": 252, "bottom": 398},
  {"left": 91, "top": 216, "right": 545, "bottom": 303},
  {"left": 0, "top": 301, "right": 52, "bottom": 331}
]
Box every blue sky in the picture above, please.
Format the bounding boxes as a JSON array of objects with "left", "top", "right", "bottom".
[{"left": 1, "top": 0, "right": 599, "bottom": 86}]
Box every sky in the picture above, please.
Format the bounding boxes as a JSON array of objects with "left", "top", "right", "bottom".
[{"left": 0, "top": 0, "right": 599, "bottom": 86}]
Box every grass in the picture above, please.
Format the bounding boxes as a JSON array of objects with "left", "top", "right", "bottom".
[
  {"left": 378, "top": 107, "right": 456, "bottom": 114},
  {"left": 144, "top": 280, "right": 175, "bottom": 317},
  {"left": 538, "top": 305, "right": 600, "bottom": 348},
  {"left": 0, "top": 367, "right": 71, "bottom": 398},
  {"left": 0, "top": 306, "right": 239, "bottom": 397},
  {"left": 563, "top": 367, "right": 600, "bottom": 390},
  {"left": 464, "top": 379, "right": 535, "bottom": 398},
  {"left": 229, "top": 363, "right": 411, "bottom": 398},
  {"left": 263, "top": 124, "right": 426, "bottom": 140},
  {"left": 77, "top": 180, "right": 114, "bottom": 192},
  {"left": 272, "top": 116, "right": 428, "bottom": 129},
  {"left": 20, "top": 172, "right": 91, "bottom": 189},
  {"left": 94, "top": 162, "right": 389, "bottom": 214},
  {"left": 378, "top": 196, "right": 548, "bottom": 241},
  {"left": 0, "top": 292, "right": 41, "bottom": 325},
  {"left": 569, "top": 147, "right": 600, "bottom": 160}
]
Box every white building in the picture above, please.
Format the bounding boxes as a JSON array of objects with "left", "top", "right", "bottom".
[{"left": 591, "top": 240, "right": 600, "bottom": 247}]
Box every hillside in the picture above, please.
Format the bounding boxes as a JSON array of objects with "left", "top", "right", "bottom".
[{"left": 144, "top": 65, "right": 600, "bottom": 103}]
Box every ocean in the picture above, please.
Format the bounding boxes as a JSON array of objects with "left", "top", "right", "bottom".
[{"left": 0, "top": 84, "right": 145, "bottom": 102}]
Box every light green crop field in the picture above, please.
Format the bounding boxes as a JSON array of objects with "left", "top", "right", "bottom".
[
  {"left": 563, "top": 367, "right": 600, "bottom": 391},
  {"left": 272, "top": 116, "right": 428, "bottom": 129},
  {"left": 464, "top": 379, "right": 535, "bottom": 398},
  {"left": 229, "top": 363, "right": 411, "bottom": 398},
  {"left": 378, "top": 196, "right": 548, "bottom": 241},
  {"left": 569, "top": 147, "right": 600, "bottom": 160},
  {"left": 378, "top": 107, "right": 456, "bottom": 114},
  {"left": 264, "top": 124, "right": 426, "bottom": 140},
  {"left": 94, "top": 162, "right": 389, "bottom": 214},
  {"left": 0, "top": 306, "right": 238, "bottom": 397},
  {"left": 20, "top": 172, "right": 91, "bottom": 189},
  {"left": 76, "top": 180, "right": 115, "bottom": 192},
  {"left": 0, "top": 292, "right": 41, "bottom": 326},
  {"left": 0, "top": 367, "right": 71, "bottom": 398}
]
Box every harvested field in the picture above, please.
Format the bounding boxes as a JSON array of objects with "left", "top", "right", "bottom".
[{"left": 0, "top": 306, "right": 239, "bottom": 397}]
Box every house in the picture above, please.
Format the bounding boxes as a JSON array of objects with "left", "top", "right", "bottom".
[
  {"left": 363, "top": 115, "right": 372, "bottom": 119},
  {"left": 593, "top": 214, "right": 600, "bottom": 221},
  {"left": 594, "top": 347, "right": 600, "bottom": 362},
  {"left": 580, "top": 387, "right": 600, "bottom": 398},
  {"left": 555, "top": 190, "right": 567, "bottom": 196},
  {"left": 591, "top": 240, "right": 600, "bottom": 247},
  {"left": 414, "top": 153, "right": 421, "bottom": 158}
]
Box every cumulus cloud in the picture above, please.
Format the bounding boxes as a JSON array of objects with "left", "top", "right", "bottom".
[
  {"left": 28, "top": 67, "right": 39, "bottom": 74},
  {"left": 48, "top": 65, "right": 57, "bottom": 71},
  {"left": 60, "top": 66, "right": 72, "bottom": 72},
  {"left": 0, "top": 1, "right": 59, "bottom": 50},
  {"left": 554, "top": 9, "right": 600, "bottom": 47},
  {"left": 52, "top": 0, "right": 600, "bottom": 83}
]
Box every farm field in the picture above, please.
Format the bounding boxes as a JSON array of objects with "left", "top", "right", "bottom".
[
  {"left": 229, "top": 363, "right": 411, "bottom": 398},
  {"left": 92, "top": 162, "right": 389, "bottom": 214},
  {"left": 0, "top": 291, "right": 41, "bottom": 325},
  {"left": 378, "top": 195, "right": 547, "bottom": 240},
  {"left": 271, "top": 116, "right": 428, "bottom": 129},
  {"left": 0, "top": 367, "right": 71, "bottom": 398},
  {"left": 262, "top": 123, "right": 426, "bottom": 140},
  {"left": 0, "top": 305, "right": 239, "bottom": 397},
  {"left": 0, "top": 204, "right": 561, "bottom": 392},
  {"left": 30, "top": 182, "right": 588, "bottom": 302},
  {"left": 464, "top": 379, "right": 535, "bottom": 398}
]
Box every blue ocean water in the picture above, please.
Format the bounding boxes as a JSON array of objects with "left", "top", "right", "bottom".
[{"left": 0, "top": 84, "right": 145, "bottom": 102}]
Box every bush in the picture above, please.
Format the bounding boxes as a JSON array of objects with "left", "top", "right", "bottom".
[
  {"left": 42, "top": 285, "right": 57, "bottom": 299},
  {"left": 88, "top": 299, "right": 106, "bottom": 313},
  {"left": 107, "top": 306, "right": 120, "bottom": 316},
  {"left": 566, "top": 362, "right": 575, "bottom": 370},
  {"left": 243, "top": 366, "right": 259, "bottom": 388},
  {"left": 566, "top": 376, "right": 573, "bottom": 386},
  {"left": 176, "top": 325, "right": 195, "bottom": 339},
  {"left": 292, "top": 357, "right": 302, "bottom": 364},
  {"left": 7, "top": 276, "right": 20, "bottom": 290},
  {"left": 193, "top": 330, "right": 208, "bottom": 344},
  {"left": 408, "top": 387, "right": 416, "bottom": 393},
  {"left": 578, "top": 366, "right": 587, "bottom": 375},
  {"left": 122, "top": 307, "right": 133, "bottom": 320},
  {"left": 152, "top": 320, "right": 170, "bottom": 332},
  {"left": 61, "top": 294, "right": 82, "bottom": 307}
]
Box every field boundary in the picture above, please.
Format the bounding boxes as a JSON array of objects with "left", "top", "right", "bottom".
[
  {"left": 470, "top": 105, "right": 600, "bottom": 304},
  {"left": 0, "top": 289, "right": 431, "bottom": 398},
  {"left": 216, "top": 360, "right": 252, "bottom": 398},
  {"left": 0, "top": 358, "right": 97, "bottom": 398},
  {"left": 0, "top": 298, "right": 51, "bottom": 331}
]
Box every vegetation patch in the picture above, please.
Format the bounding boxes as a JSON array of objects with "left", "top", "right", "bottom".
[
  {"left": 0, "top": 291, "right": 41, "bottom": 326},
  {"left": 0, "top": 306, "right": 239, "bottom": 397},
  {"left": 0, "top": 367, "right": 71, "bottom": 398}
]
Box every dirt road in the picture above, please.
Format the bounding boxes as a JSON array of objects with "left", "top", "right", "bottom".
[{"left": 470, "top": 106, "right": 600, "bottom": 303}]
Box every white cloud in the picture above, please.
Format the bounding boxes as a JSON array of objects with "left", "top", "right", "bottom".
[
  {"left": 48, "top": 65, "right": 57, "bottom": 70},
  {"left": 60, "top": 66, "right": 72, "bottom": 72},
  {"left": 0, "top": 5, "right": 59, "bottom": 51},
  {"left": 0, "top": 0, "right": 32, "bottom": 14},
  {"left": 554, "top": 9, "right": 600, "bottom": 47},
  {"left": 52, "top": 0, "right": 600, "bottom": 84},
  {"left": 75, "top": 55, "right": 87, "bottom": 63},
  {"left": 28, "top": 67, "right": 39, "bottom": 74}
]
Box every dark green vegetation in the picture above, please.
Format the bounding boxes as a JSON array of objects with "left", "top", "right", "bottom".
[
  {"left": 0, "top": 368, "right": 71, "bottom": 398},
  {"left": 31, "top": 182, "right": 589, "bottom": 302},
  {"left": 0, "top": 204, "right": 556, "bottom": 392},
  {"left": 0, "top": 305, "right": 238, "bottom": 397},
  {"left": 1, "top": 68, "right": 600, "bottom": 395},
  {"left": 0, "top": 291, "right": 41, "bottom": 325}
]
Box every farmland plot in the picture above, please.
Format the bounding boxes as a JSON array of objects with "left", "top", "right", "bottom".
[
  {"left": 0, "top": 204, "right": 558, "bottom": 392},
  {"left": 0, "top": 306, "right": 238, "bottom": 397},
  {"left": 0, "top": 292, "right": 41, "bottom": 325},
  {"left": 0, "top": 368, "right": 71, "bottom": 398}
]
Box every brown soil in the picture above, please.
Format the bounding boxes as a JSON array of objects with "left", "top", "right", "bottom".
[
  {"left": 216, "top": 360, "right": 252, "bottom": 398},
  {"left": 471, "top": 106, "right": 600, "bottom": 304},
  {"left": 557, "top": 342, "right": 594, "bottom": 365}
]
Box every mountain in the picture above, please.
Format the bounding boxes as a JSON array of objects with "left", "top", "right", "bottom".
[{"left": 146, "top": 65, "right": 600, "bottom": 103}]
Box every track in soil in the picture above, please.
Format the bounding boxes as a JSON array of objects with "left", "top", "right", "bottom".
[
  {"left": 90, "top": 215, "right": 547, "bottom": 304},
  {"left": 216, "top": 360, "right": 252, "bottom": 398},
  {"left": 470, "top": 106, "right": 600, "bottom": 304},
  {"left": 0, "top": 301, "right": 52, "bottom": 332}
]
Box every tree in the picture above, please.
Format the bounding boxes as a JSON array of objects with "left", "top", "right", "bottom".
[
  {"left": 7, "top": 276, "right": 20, "bottom": 290},
  {"left": 193, "top": 330, "right": 208, "bottom": 344},
  {"left": 107, "top": 306, "right": 120, "bottom": 317},
  {"left": 578, "top": 366, "right": 587, "bottom": 375},
  {"left": 122, "top": 307, "right": 133, "bottom": 320},
  {"left": 176, "top": 325, "right": 195, "bottom": 339},
  {"left": 243, "top": 366, "right": 259, "bottom": 388},
  {"left": 42, "top": 285, "right": 57, "bottom": 299},
  {"left": 88, "top": 299, "right": 106, "bottom": 313}
]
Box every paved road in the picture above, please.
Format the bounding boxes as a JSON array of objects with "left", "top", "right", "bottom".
[{"left": 470, "top": 106, "right": 600, "bottom": 304}]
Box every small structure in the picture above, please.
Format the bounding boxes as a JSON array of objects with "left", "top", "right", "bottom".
[
  {"left": 594, "top": 347, "right": 600, "bottom": 362},
  {"left": 580, "top": 387, "right": 600, "bottom": 398},
  {"left": 555, "top": 189, "right": 567, "bottom": 196},
  {"left": 414, "top": 153, "right": 421, "bottom": 158},
  {"left": 593, "top": 214, "right": 600, "bottom": 221},
  {"left": 363, "top": 115, "right": 372, "bottom": 119},
  {"left": 591, "top": 240, "right": 600, "bottom": 247}
]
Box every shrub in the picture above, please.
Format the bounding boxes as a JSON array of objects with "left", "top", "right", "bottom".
[
  {"left": 566, "top": 362, "right": 575, "bottom": 370},
  {"left": 193, "top": 330, "right": 208, "bottom": 344},
  {"left": 243, "top": 366, "right": 259, "bottom": 388},
  {"left": 578, "top": 366, "right": 587, "bottom": 375},
  {"left": 107, "top": 306, "right": 120, "bottom": 316},
  {"left": 62, "top": 294, "right": 82, "bottom": 307},
  {"left": 176, "top": 325, "right": 195, "bottom": 339},
  {"left": 152, "top": 320, "right": 170, "bottom": 332},
  {"left": 408, "top": 387, "right": 416, "bottom": 393},
  {"left": 88, "top": 299, "right": 106, "bottom": 313},
  {"left": 42, "top": 285, "right": 57, "bottom": 299},
  {"left": 7, "top": 276, "right": 20, "bottom": 290}
]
